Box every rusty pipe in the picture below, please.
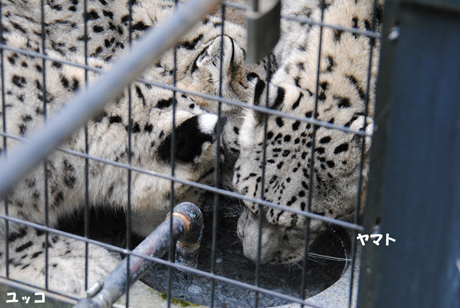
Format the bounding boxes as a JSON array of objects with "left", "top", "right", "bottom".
[{"left": 74, "top": 202, "right": 203, "bottom": 308}]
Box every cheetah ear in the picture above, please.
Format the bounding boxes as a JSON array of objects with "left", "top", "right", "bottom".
[{"left": 157, "top": 114, "right": 227, "bottom": 163}]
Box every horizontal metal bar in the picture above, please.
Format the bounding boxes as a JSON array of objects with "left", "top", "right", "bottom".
[
  {"left": 0, "top": 0, "right": 220, "bottom": 201},
  {"left": 0, "top": 44, "right": 371, "bottom": 139},
  {"left": 0, "top": 131, "right": 364, "bottom": 231},
  {"left": 282, "top": 14, "right": 382, "bottom": 39}
]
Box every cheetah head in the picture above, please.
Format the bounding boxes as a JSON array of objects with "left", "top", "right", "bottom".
[{"left": 233, "top": 82, "right": 373, "bottom": 265}]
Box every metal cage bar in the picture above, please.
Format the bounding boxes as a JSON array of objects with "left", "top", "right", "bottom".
[{"left": 0, "top": 0, "right": 391, "bottom": 307}]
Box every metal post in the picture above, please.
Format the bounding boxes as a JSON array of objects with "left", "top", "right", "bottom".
[
  {"left": 0, "top": 0, "right": 220, "bottom": 199},
  {"left": 74, "top": 202, "right": 203, "bottom": 308},
  {"left": 358, "top": 0, "right": 460, "bottom": 307}
]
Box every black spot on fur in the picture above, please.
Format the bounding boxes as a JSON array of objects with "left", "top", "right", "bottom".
[
  {"left": 270, "top": 87, "right": 285, "bottom": 110},
  {"left": 135, "top": 86, "right": 145, "bottom": 105},
  {"left": 253, "top": 78, "right": 266, "bottom": 106},
  {"left": 179, "top": 34, "right": 203, "bottom": 50},
  {"left": 275, "top": 117, "right": 284, "bottom": 127},
  {"left": 31, "top": 251, "right": 43, "bottom": 259},
  {"left": 52, "top": 192, "right": 64, "bottom": 208},
  {"left": 144, "top": 123, "right": 153, "bottom": 133},
  {"left": 292, "top": 92, "right": 303, "bottom": 110},
  {"left": 15, "top": 241, "right": 33, "bottom": 252},
  {"left": 133, "top": 21, "right": 149, "bottom": 31},
  {"left": 346, "top": 75, "right": 365, "bottom": 100},
  {"left": 8, "top": 228, "right": 28, "bottom": 242},
  {"left": 19, "top": 124, "right": 27, "bottom": 135},
  {"left": 157, "top": 98, "right": 173, "bottom": 109},
  {"left": 132, "top": 122, "right": 141, "bottom": 133},
  {"left": 86, "top": 10, "right": 100, "bottom": 21},
  {"left": 158, "top": 116, "right": 214, "bottom": 163},
  {"left": 22, "top": 115, "right": 32, "bottom": 123},
  {"left": 344, "top": 115, "right": 359, "bottom": 128},
  {"left": 320, "top": 136, "right": 331, "bottom": 144},
  {"left": 93, "top": 25, "right": 104, "bottom": 33},
  {"left": 292, "top": 121, "right": 300, "bottom": 131},
  {"left": 103, "top": 10, "right": 114, "bottom": 19},
  {"left": 109, "top": 115, "right": 122, "bottom": 124},
  {"left": 12, "top": 75, "right": 26, "bottom": 88},
  {"left": 61, "top": 76, "right": 69, "bottom": 89},
  {"left": 335, "top": 96, "right": 351, "bottom": 108},
  {"left": 334, "top": 143, "right": 349, "bottom": 154},
  {"left": 11, "top": 22, "right": 26, "bottom": 34}
]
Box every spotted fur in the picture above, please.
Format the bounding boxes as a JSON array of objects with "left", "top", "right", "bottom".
[
  {"left": 234, "top": 0, "right": 382, "bottom": 265},
  {"left": 0, "top": 0, "right": 262, "bottom": 295}
]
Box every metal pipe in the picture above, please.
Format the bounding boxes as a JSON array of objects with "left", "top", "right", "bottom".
[
  {"left": 0, "top": 0, "right": 220, "bottom": 199},
  {"left": 74, "top": 202, "right": 203, "bottom": 308}
]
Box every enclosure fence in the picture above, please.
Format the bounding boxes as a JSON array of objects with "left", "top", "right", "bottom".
[{"left": 0, "top": 0, "right": 458, "bottom": 307}]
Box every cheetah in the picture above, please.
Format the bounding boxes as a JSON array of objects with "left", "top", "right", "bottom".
[
  {"left": 234, "top": 0, "right": 382, "bottom": 265},
  {"left": 0, "top": 0, "right": 262, "bottom": 295}
]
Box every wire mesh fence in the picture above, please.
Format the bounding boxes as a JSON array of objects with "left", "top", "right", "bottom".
[{"left": 0, "top": 0, "right": 383, "bottom": 307}]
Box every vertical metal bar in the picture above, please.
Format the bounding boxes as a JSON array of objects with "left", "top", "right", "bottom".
[
  {"left": 252, "top": 0, "right": 259, "bottom": 13},
  {"left": 167, "top": 2, "right": 179, "bottom": 307},
  {"left": 348, "top": 0, "right": 379, "bottom": 307},
  {"left": 0, "top": 0, "right": 10, "bottom": 282},
  {"left": 210, "top": 3, "right": 226, "bottom": 307},
  {"left": 301, "top": 0, "right": 326, "bottom": 305},
  {"left": 83, "top": 0, "right": 90, "bottom": 292},
  {"left": 40, "top": 0, "right": 50, "bottom": 291},
  {"left": 254, "top": 58, "right": 271, "bottom": 308},
  {"left": 125, "top": 1, "right": 133, "bottom": 307}
]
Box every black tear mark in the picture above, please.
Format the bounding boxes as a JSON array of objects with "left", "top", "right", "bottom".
[
  {"left": 179, "top": 34, "right": 203, "bottom": 50},
  {"left": 334, "top": 143, "right": 349, "bottom": 154}
]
